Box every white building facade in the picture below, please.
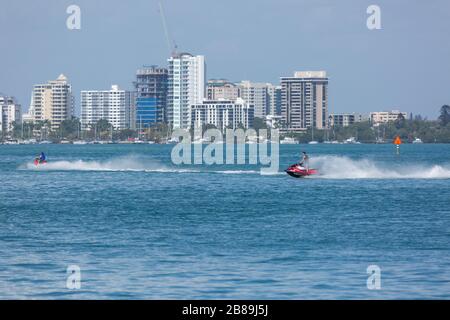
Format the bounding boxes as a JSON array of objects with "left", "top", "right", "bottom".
[
  {"left": 30, "top": 74, "right": 74, "bottom": 130},
  {"left": 370, "top": 110, "right": 407, "bottom": 126},
  {"left": 0, "top": 95, "right": 22, "bottom": 134},
  {"left": 330, "top": 113, "right": 365, "bottom": 127},
  {"left": 81, "top": 85, "right": 132, "bottom": 130},
  {"left": 191, "top": 98, "right": 254, "bottom": 130},
  {"left": 167, "top": 53, "right": 206, "bottom": 129}
]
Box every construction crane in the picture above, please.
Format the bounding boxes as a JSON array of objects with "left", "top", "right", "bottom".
[{"left": 158, "top": 0, "right": 178, "bottom": 56}]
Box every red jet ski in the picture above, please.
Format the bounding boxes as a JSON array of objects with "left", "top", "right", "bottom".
[
  {"left": 34, "top": 159, "right": 47, "bottom": 166},
  {"left": 285, "top": 164, "right": 318, "bottom": 178},
  {"left": 34, "top": 152, "right": 47, "bottom": 166}
]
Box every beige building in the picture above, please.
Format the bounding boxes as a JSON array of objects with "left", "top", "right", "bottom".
[
  {"left": 206, "top": 79, "right": 239, "bottom": 101},
  {"left": 30, "top": 74, "right": 74, "bottom": 130},
  {"left": 370, "top": 110, "right": 407, "bottom": 126},
  {"left": 238, "top": 81, "right": 270, "bottom": 119},
  {"left": 281, "top": 71, "right": 328, "bottom": 132}
]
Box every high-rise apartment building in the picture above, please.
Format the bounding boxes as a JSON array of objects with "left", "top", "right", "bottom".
[
  {"left": 30, "top": 74, "right": 74, "bottom": 130},
  {"left": 81, "top": 85, "right": 133, "bottom": 130},
  {"left": 134, "top": 66, "right": 168, "bottom": 129},
  {"left": 267, "top": 84, "right": 282, "bottom": 116},
  {"left": 281, "top": 71, "right": 328, "bottom": 132},
  {"left": 0, "top": 95, "right": 21, "bottom": 134},
  {"left": 206, "top": 79, "right": 239, "bottom": 101},
  {"left": 238, "top": 81, "right": 270, "bottom": 119},
  {"left": 191, "top": 98, "right": 254, "bottom": 130},
  {"left": 167, "top": 53, "right": 206, "bottom": 129}
]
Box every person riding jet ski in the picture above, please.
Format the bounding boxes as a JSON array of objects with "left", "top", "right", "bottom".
[
  {"left": 285, "top": 151, "right": 317, "bottom": 178},
  {"left": 299, "top": 151, "right": 309, "bottom": 170},
  {"left": 34, "top": 152, "right": 47, "bottom": 165}
]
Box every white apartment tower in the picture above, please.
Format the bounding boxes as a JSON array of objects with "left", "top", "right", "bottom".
[
  {"left": 30, "top": 74, "right": 74, "bottom": 130},
  {"left": 0, "top": 95, "right": 22, "bottom": 134},
  {"left": 167, "top": 53, "right": 206, "bottom": 129},
  {"left": 81, "top": 85, "right": 132, "bottom": 130}
]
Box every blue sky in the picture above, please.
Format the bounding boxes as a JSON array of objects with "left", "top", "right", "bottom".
[{"left": 0, "top": 0, "right": 449, "bottom": 118}]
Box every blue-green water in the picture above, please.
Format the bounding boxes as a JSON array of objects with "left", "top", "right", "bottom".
[{"left": 1, "top": 144, "right": 450, "bottom": 299}]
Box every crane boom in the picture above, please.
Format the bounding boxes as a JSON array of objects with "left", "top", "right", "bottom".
[{"left": 158, "top": 0, "right": 177, "bottom": 56}]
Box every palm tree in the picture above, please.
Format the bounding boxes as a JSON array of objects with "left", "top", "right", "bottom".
[
  {"left": 438, "top": 105, "right": 450, "bottom": 126},
  {"left": 395, "top": 113, "right": 406, "bottom": 129}
]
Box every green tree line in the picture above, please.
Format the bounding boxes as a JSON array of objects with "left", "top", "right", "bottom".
[{"left": 4, "top": 105, "right": 450, "bottom": 143}]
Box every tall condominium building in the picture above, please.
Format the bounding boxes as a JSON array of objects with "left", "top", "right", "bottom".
[
  {"left": 191, "top": 98, "right": 254, "bottom": 131},
  {"left": 281, "top": 71, "right": 328, "bottom": 132},
  {"left": 330, "top": 113, "right": 365, "bottom": 127},
  {"left": 167, "top": 53, "right": 206, "bottom": 129},
  {"left": 370, "top": 110, "right": 407, "bottom": 126},
  {"left": 134, "top": 66, "right": 168, "bottom": 129},
  {"left": 81, "top": 85, "right": 133, "bottom": 130},
  {"left": 238, "top": 81, "right": 270, "bottom": 119},
  {"left": 206, "top": 79, "right": 239, "bottom": 101},
  {"left": 0, "top": 95, "right": 21, "bottom": 134},
  {"left": 30, "top": 74, "right": 74, "bottom": 130},
  {"left": 267, "top": 84, "right": 282, "bottom": 116}
]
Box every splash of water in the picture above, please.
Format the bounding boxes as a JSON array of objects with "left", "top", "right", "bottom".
[
  {"left": 22, "top": 156, "right": 260, "bottom": 175},
  {"left": 23, "top": 156, "right": 180, "bottom": 172},
  {"left": 22, "top": 155, "right": 450, "bottom": 179},
  {"left": 311, "top": 156, "right": 450, "bottom": 179}
]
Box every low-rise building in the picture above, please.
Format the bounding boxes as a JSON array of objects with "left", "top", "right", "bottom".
[
  {"left": 191, "top": 98, "right": 254, "bottom": 130},
  {"left": 265, "top": 115, "right": 283, "bottom": 128},
  {"left": 370, "top": 110, "right": 407, "bottom": 126},
  {"left": 330, "top": 113, "right": 365, "bottom": 127},
  {"left": 207, "top": 79, "right": 239, "bottom": 101}
]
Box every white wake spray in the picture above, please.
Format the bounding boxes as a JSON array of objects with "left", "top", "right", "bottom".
[
  {"left": 23, "top": 156, "right": 192, "bottom": 173},
  {"left": 22, "top": 156, "right": 259, "bottom": 175},
  {"left": 311, "top": 156, "right": 450, "bottom": 179},
  {"left": 22, "top": 155, "right": 450, "bottom": 179}
]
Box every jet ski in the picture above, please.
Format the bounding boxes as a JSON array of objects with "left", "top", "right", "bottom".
[
  {"left": 285, "top": 164, "right": 318, "bottom": 178},
  {"left": 34, "top": 152, "right": 47, "bottom": 166},
  {"left": 34, "top": 159, "right": 47, "bottom": 166}
]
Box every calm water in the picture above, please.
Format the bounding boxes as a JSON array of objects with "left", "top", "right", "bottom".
[{"left": 1, "top": 143, "right": 450, "bottom": 299}]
